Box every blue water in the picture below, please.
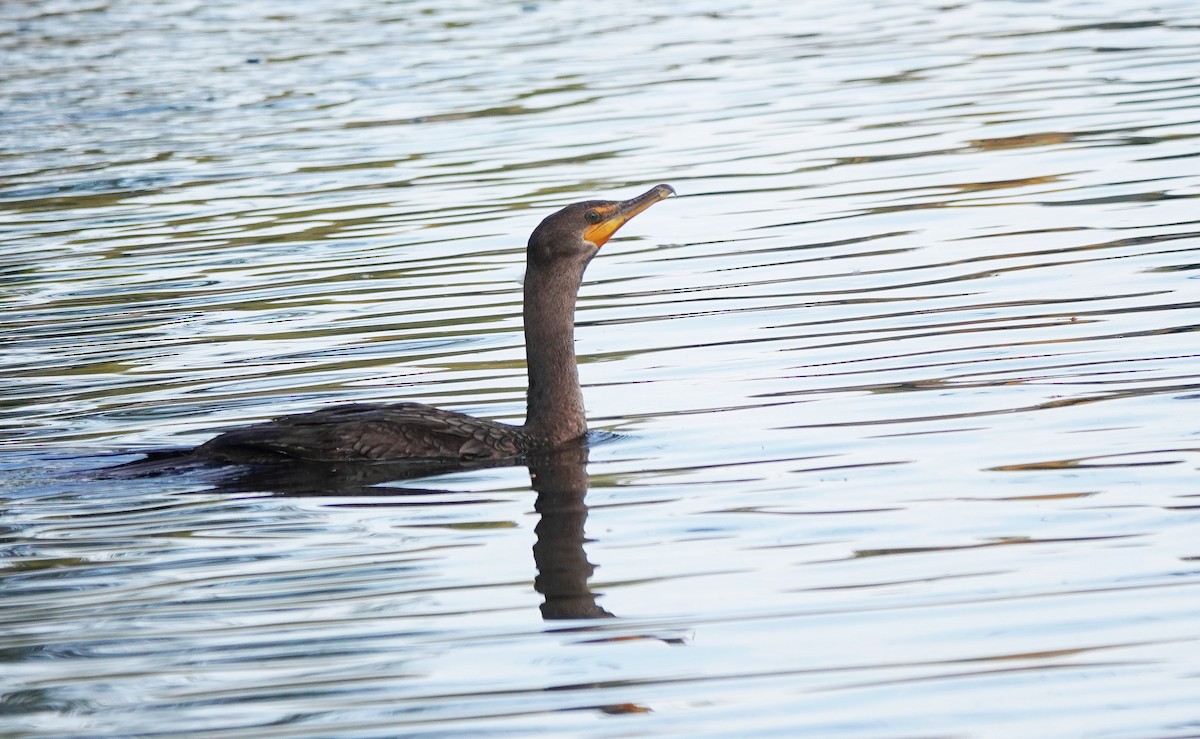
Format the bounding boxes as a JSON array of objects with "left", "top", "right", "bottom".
[{"left": 3, "top": 0, "right": 1200, "bottom": 735}]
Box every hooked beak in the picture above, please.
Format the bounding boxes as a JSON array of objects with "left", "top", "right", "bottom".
[{"left": 583, "top": 184, "right": 676, "bottom": 248}]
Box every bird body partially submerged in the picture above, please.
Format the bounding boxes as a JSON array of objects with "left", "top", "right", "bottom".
[
  {"left": 191, "top": 403, "right": 532, "bottom": 465},
  {"left": 110, "top": 184, "right": 674, "bottom": 476}
]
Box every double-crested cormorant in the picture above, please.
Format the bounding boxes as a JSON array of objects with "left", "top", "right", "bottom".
[{"left": 113, "top": 184, "right": 674, "bottom": 474}]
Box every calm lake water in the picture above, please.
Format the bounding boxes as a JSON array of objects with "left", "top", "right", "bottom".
[{"left": 4, "top": 0, "right": 1200, "bottom": 735}]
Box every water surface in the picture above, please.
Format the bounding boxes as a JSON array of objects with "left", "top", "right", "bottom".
[{"left": 3, "top": 0, "right": 1200, "bottom": 735}]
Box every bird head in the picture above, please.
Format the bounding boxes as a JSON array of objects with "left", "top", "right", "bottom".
[{"left": 528, "top": 184, "right": 675, "bottom": 266}]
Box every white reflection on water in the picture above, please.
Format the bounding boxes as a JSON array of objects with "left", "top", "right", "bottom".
[{"left": 3, "top": 0, "right": 1200, "bottom": 735}]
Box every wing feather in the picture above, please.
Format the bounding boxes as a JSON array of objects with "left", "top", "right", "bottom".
[{"left": 196, "top": 403, "right": 524, "bottom": 463}]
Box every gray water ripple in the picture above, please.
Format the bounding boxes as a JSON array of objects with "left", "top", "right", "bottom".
[{"left": 5, "top": 0, "right": 1200, "bottom": 736}]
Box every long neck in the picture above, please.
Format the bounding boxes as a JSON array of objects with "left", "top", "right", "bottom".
[{"left": 522, "top": 261, "right": 587, "bottom": 446}]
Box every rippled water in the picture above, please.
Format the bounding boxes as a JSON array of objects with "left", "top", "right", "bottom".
[{"left": 4, "top": 0, "right": 1200, "bottom": 735}]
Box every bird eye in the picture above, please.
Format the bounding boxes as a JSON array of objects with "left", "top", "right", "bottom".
[{"left": 585, "top": 210, "right": 601, "bottom": 224}]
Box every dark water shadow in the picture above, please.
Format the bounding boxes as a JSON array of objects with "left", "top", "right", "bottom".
[
  {"left": 527, "top": 445, "right": 614, "bottom": 620},
  {"left": 93, "top": 444, "right": 613, "bottom": 621}
]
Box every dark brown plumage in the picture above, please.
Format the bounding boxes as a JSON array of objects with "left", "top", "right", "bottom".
[{"left": 112, "top": 184, "right": 674, "bottom": 475}]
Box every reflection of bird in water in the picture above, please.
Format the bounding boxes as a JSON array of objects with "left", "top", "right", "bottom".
[
  {"left": 530, "top": 445, "right": 613, "bottom": 620},
  {"left": 110, "top": 185, "right": 674, "bottom": 478}
]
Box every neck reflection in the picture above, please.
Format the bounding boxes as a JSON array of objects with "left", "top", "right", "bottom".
[
  {"left": 201, "top": 445, "right": 612, "bottom": 621},
  {"left": 528, "top": 445, "right": 612, "bottom": 620}
]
